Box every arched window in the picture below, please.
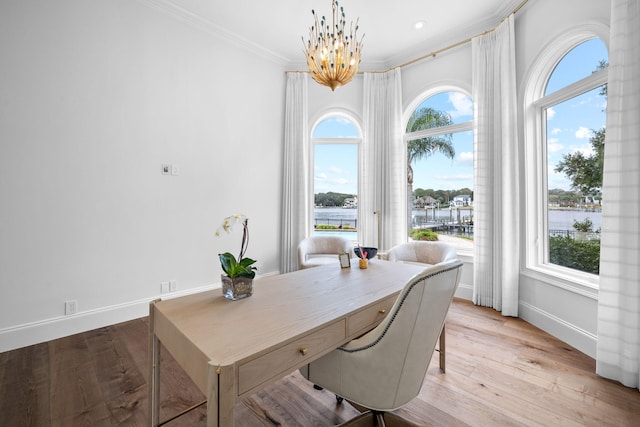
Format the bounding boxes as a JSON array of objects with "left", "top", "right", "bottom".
[
  {"left": 311, "top": 113, "right": 361, "bottom": 241},
  {"left": 404, "top": 90, "right": 474, "bottom": 253},
  {"left": 524, "top": 35, "right": 608, "bottom": 286}
]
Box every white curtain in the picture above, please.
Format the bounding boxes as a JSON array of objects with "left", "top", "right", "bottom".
[
  {"left": 360, "top": 68, "right": 406, "bottom": 252},
  {"left": 471, "top": 15, "right": 520, "bottom": 316},
  {"left": 596, "top": 0, "right": 640, "bottom": 389},
  {"left": 280, "top": 73, "right": 309, "bottom": 273}
]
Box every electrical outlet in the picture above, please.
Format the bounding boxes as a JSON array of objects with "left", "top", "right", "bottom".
[
  {"left": 169, "top": 280, "right": 177, "bottom": 292},
  {"left": 161, "top": 281, "right": 170, "bottom": 293},
  {"left": 161, "top": 164, "right": 171, "bottom": 175},
  {"left": 171, "top": 165, "right": 180, "bottom": 176},
  {"left": 65, "top": 300, "right": 78, "bottom": 315}
]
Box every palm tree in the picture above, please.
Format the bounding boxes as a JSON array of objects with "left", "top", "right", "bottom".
[{"left": 406, "top": 107, "right": 456, "bottom": 229}]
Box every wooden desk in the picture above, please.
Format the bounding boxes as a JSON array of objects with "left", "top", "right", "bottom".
[{"left": 148, "top": 260, "right": 426, "bottom": 426}]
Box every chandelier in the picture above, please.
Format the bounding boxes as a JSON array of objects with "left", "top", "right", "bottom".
[{"left": 302, "top": 0, "right": 364, "bottom": 91}]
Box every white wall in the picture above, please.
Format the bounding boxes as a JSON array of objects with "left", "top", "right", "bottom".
[{"left": 0, "top": 0, "right": 285, "bottom": 351}]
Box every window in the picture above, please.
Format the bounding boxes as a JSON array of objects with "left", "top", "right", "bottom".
[
  {"left": 404, "top": 90, "right": 474, "bottom": 253},
  {"left": 311, "top": 114, "right": 361, "bottom": 241},
  {"left": 525, "top": 35, "right": 608, "bottom": 287}
]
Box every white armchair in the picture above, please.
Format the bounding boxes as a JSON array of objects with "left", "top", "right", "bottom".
[
  {"left": 300, "top": 260, "right": 463, "bottom": 426},
  {"left": 297, "top": 236, "right": 353, "bottom": 269},
  {"left": 385, "top": 241, "right": 457, "bottom": 266}
]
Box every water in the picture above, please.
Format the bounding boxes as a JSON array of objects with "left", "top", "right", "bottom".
[
  {"left": 548, "top": 209, "right": 601, "bottom": 231},
  {"left": 313, "top": 207, "right": 602, "bottom": 235}
]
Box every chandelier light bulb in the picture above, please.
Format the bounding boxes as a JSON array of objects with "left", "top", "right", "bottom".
[{"left": 302, "top": 0, "right": 364, "bottom": 91}]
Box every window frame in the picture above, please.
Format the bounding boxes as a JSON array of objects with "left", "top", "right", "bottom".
[
  {"left": 403, "top": 87, "right": 474, "bottom": 257},
  {"left": 309, "top": 111, "right": 363, "bottom": 239},
  {"left": 523, "top": 29, "right": 608, "bottom": 295}
]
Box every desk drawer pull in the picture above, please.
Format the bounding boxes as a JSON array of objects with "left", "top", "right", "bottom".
[
  {"left": 378, "top": 309, "right": 386, "bottom": 314},
  {"left": 299, "top": 347, "right": 309, "bottom": 356}
]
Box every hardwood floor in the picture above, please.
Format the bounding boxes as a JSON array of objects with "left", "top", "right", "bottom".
[{"left": 2, "top": 299, "right": 639, "bottom": 426}]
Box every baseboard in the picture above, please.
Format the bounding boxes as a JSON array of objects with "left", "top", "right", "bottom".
[
  {"left": 0, "top": 283, "right": 217, "bottom": 353},
  {"left": 0, "top": 271, "right": 280, "bottom": 353},
  {"left": 455, "top": 282, "right": 473, "bottom": 301},
  {"left": 519, "top": 301, "right": 597, "bottom": 359}
]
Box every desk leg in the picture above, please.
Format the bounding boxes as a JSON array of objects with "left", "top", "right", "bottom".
[
  {"left": 207, "top": 364, "right": 235, "bottom": 426},
  {"left": 149, "top": 301, "right": 161, "bottom": 427}
]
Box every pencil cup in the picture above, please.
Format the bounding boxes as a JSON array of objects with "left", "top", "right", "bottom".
[{"left": 359, "top": 258, "right": 368, "bottom": 269}]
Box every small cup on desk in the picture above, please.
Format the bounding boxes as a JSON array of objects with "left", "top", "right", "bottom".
[{"left": 354, "top": 247, "right": 377, "bottom": 269}]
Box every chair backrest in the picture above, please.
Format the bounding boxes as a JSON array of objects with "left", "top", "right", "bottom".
[
  {"left": 297, "top": 236, "right": 353, "bottom": 269},
  {"left": 385, "top": 241, "right": 457, "bottom": 265},
  {"left": 337, "top": 259, "right": 463, "bottom": 410}
]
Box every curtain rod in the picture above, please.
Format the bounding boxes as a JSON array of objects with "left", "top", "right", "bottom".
[{"left": 287, "top": 0, "right": 528, "bottom": 74}]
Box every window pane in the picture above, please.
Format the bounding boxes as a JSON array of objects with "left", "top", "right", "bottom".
[
  {"left": 546, "top": 85, "right": 605, "bottom": 274},
  {"left": 314, "top": 143, "right": 358, "bottom": 241},
  {"left": 406, "top": 91, "right": 473, "bottom": 132},
  {"left": 313, "top": 116, "right": 360, "bottom": 138},
  {"left": 408, "top": 129, "right": 474, "bottom": 249},
  {"left": 545, "top": 38, "right": 608, "bottom": 96}
]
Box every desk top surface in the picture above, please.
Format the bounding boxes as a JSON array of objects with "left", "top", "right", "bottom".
[{"left": 152, "top": 259, "right": 426, "bottom": 366}]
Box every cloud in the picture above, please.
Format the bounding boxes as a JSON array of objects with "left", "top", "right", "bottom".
[
  {"left": 575, "top": 126, "right": 591, "bottom": 139},
  {"left": 457, "top": 151, "right": 473, "bottom": 165},
  {"left": 315, "top": 172, "right": 328, "bottom": 181},
  {"left": 548, "top": 168, "right": 571, "bottom": 189},
  {"left": 547, "top": 107, "right": 556, "bottom": 119},
  {"left": 329, "top": 166, "right": 344, "bottom": 174},
  {"left": 550, "top": 128, "right": 562, "bottom": 135},
  {"left": 332, "top": 116, "right": 352, "bottom": 125},
  {"left": 447, "top": 92, "right": 473, "bottom": 119},
  {"left": 573, "top": 143, "right": 594, "bottom": 156},
  {"left": 548, "top": 138, "right": 564, "bottom": 153}
]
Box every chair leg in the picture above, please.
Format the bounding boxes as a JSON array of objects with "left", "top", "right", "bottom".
[
  {"left": 372, "top": 411, "right": 386, "bottom": 427},
  {"left": 439, "top": 323, "right": 446, "bottom": 373}
]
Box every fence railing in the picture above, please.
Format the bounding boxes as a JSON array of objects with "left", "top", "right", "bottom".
[
  {"left": 549, "top": 229, "right": 600, "bottom": 240},
  {"left": 314, "top": 218, "right": 358, "bottom": 229}
]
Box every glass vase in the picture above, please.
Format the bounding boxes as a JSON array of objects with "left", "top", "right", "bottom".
[{"left": 221, "top": 275, "right": 253, "bottom": 300}]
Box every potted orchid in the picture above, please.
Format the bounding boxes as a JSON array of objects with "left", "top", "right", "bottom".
[{"left": 215, "top": 214, "right": 257, "bottom": 300}]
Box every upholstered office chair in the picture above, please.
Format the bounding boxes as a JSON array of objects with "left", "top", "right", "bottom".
[
  {"left": 300, "top": 260, "right": 463, "bottom": 427},
  {"left": 297, "top": 235, "right": 353, "bottom": 269},
  {"left": 385, "top": 241, "right": 457, "bottom": 372}
]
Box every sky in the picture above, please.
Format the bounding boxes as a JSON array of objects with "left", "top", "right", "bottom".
[{"left": 312, "top": 38, "right": 608, "bottom": 195}]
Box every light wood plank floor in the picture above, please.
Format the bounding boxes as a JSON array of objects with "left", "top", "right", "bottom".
[{"left": 1, "top": 299, "right": 639, "bottom": 426}]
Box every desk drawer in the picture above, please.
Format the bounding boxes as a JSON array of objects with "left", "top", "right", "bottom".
[
  {"left": 347, "top": 295, "right": 396, "bottom": 336},
  {"left": 238, "top": 319, "right": 346, "bottom": 395}
]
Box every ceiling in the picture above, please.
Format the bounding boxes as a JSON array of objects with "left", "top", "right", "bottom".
[{"left": 155, "top": 0, "right": 524, "bottom": 70}]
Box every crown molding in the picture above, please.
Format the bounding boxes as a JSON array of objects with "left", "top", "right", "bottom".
[{"left": 135, "top": 0, "right": 290, "bottom": 67}]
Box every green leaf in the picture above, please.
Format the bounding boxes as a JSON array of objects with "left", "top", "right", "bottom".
[
  {"left": 219, "top": 252, "right": 238, "bottom": 276},
  {"left": 219, "top": 253, "right": 257, "bottom": 279}
]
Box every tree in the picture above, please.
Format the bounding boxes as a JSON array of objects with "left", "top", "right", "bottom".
[
  {"left": 406, "top": 107, "right": 456, "bottom": 187},
  {"left": 314, "top": 192, "right": 355, "bottom": 207},
  {"left": 406, "top": 107, "right": 456, "bottom": 227},
  {"left": 554, "top": 128, "right": 604, "bottom": 196}
]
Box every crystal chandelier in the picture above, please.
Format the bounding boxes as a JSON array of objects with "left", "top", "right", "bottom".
[{"left": 303, "top": 0, "right": 364, "bottom": 91}]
